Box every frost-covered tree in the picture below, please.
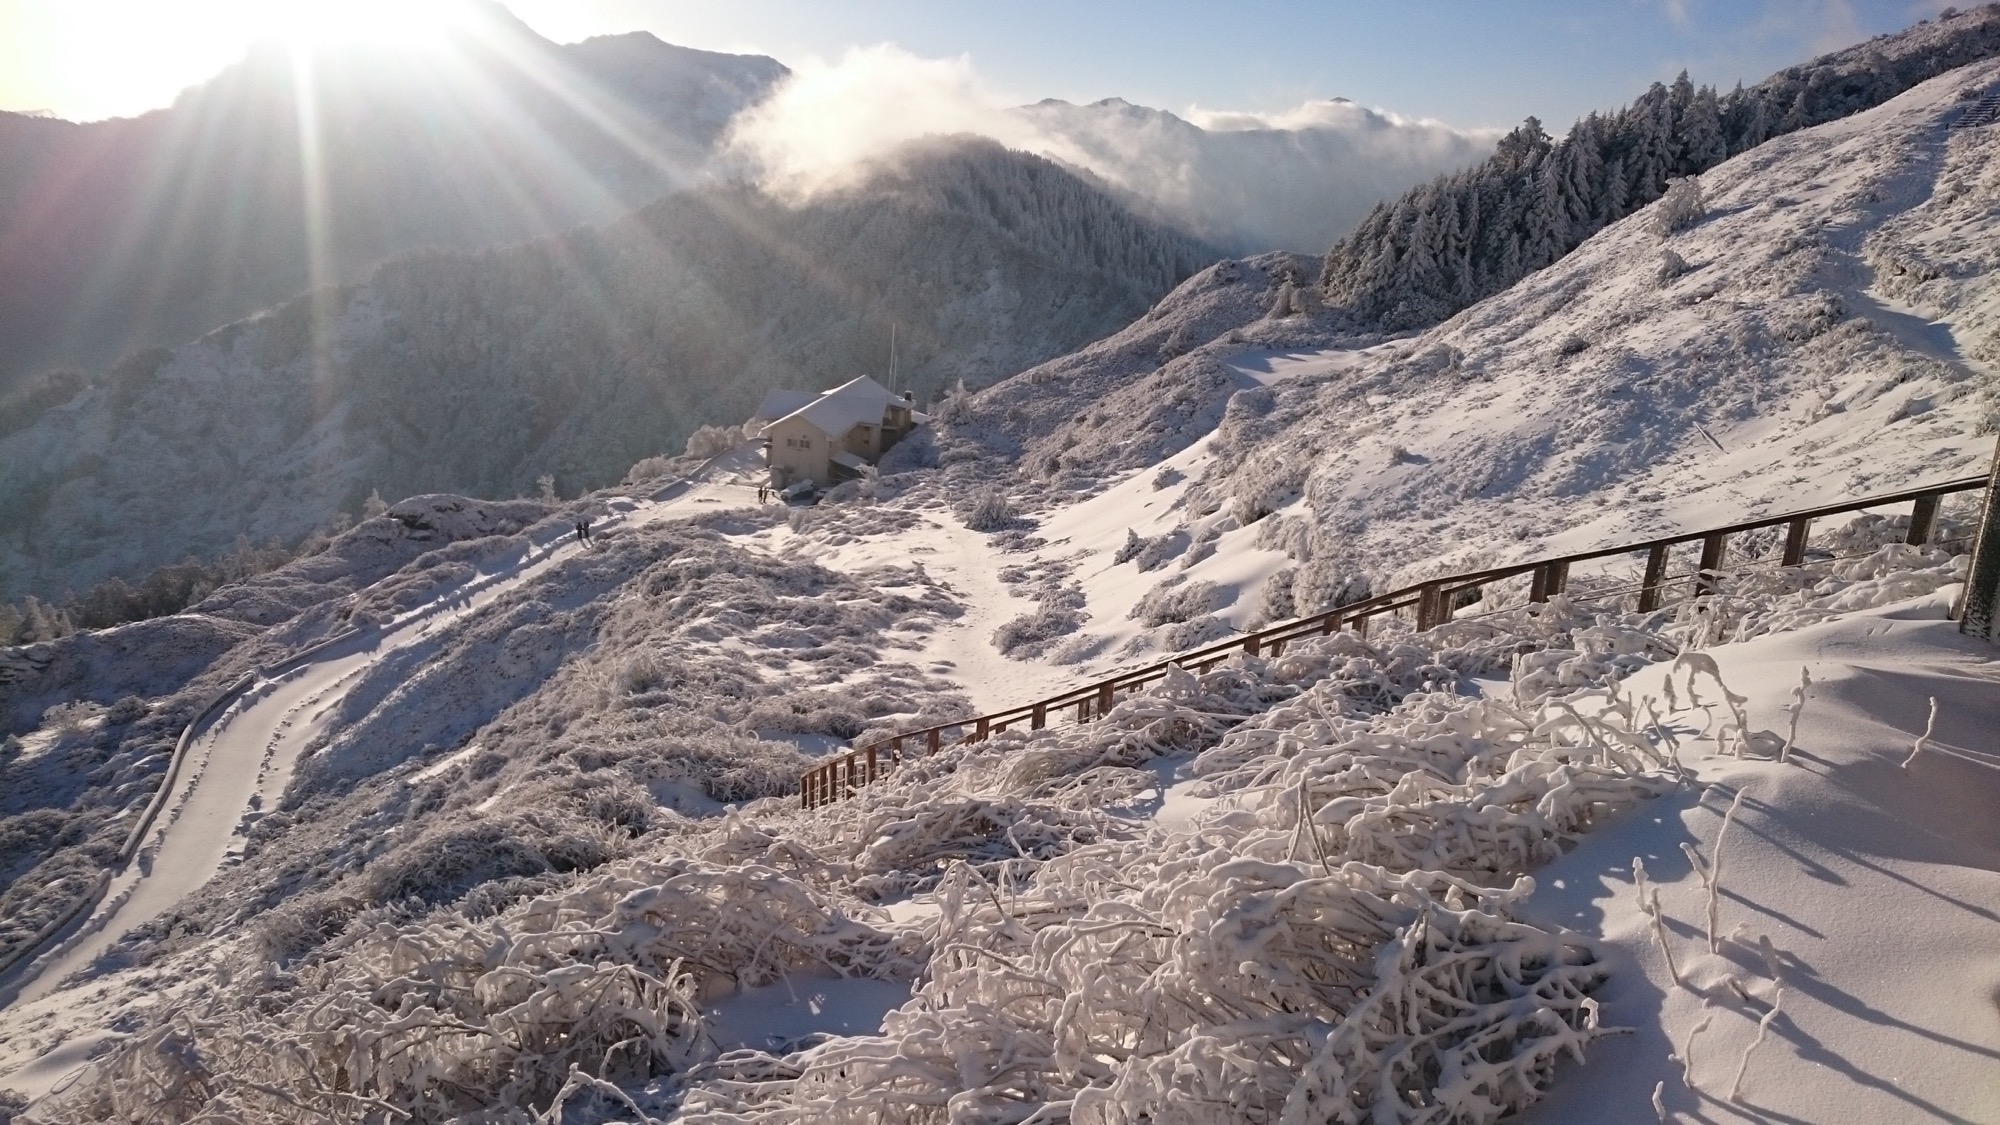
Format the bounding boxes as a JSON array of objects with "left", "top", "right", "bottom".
[
  {"left": 1652, "top": 176, "right": 1708, "bottom": 237},
  {"left": 1319, "top": 7, "right": 2000, "bottom": 334}
]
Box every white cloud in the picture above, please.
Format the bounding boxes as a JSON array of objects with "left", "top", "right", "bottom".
[{"left": 725, "top": 44, "right": 1498, "bottom": 253}]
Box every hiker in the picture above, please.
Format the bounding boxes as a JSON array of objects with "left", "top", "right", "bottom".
[
  {"left": 581, "top": 516, "right": 594, "bottom": 546},
  {"left": 758, "top": 485, "right": 768, "bottom": 503}
]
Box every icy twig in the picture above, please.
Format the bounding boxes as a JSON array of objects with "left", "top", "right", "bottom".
[
  {"left": 1899, "top": 696, "right": 1938, "bottom": 770},
  {"left": 1707, "top": 787, "right": 1749, "bottom": 954},
  {"left": 1652, "top": 1079, "right": 1670, "bottom": 1123},
  {"left": 1679, "top": 1000, "right": 1714, "bottom": 1089},
  {"left": 1632, "top": 858, "right": 1682, "bottom": 988},
  {"left": 1729, "top": 987, "right": 1784, "bottom": 1103},
  {"left": 1780, "top": 667, "right": 1810, "bottom": 765},
  {"left": 1679, "top": 843, "right": 1711, "bottom": 893}
]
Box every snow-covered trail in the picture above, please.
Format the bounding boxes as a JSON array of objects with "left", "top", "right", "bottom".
[
  {"left": 0, "top": 465, "right": 761, "bottom": 1092},
  {"left": 5, "top": 532, "right": 587, "bottom": 1012},
  {"left": 904, "top": 517, "right": 1070, "bottom": 713}
]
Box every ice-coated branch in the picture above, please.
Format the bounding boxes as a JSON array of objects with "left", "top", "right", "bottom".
[
  {"left": 1780, "top": 667, "right": 1811, "bottom": 765},
  {"left": 1729, "top": 986, "right": 1784, "bottom": 1103},
  {"left": 1707, "top": 787, "right": 1749, "bottom": 954},
  {"left": 1900, "top": 695, "right": 1938, "bottom": 769}
]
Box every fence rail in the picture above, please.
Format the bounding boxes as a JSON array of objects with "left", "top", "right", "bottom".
[{"left": 799, "top": 475, "right": 1990, "bottom": 809}]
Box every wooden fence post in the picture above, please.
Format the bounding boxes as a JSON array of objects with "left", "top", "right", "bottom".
[
  {"left": 1031, "top": 703, "right": 1047, "bottom": 730},
  {"left": 1415, "top": 584, "right": 1443, "bottom": 631},
  {"left": 1908, "top": 494, "right": 1940, "bottom": 546},
  {"left": 1960, "top": 443, "right": 2000, "bottom": 641},
  {"left": 1530, "top": 562, "right": 1567, "bottom": 603},
  {"left": 1244, "top": 635, "right": 1261, "bottom": 656},
  {"left": 1781, "top": 518, "right": 1811, "bottom": 567},
  {"left": 974, "top": 717, "right": 989, "bottom": 742},
  {"left": 928, "top": 728, "right": 941, "bottom": 754},
  {"left": 1638, "top": 544, "right": 1670, "bottom": 612},
  {"left": 1697, "top": 533, "right": 1728, "bottom": 597},
  {"left": 1097, "top": 681, "right": 1115, "bottom": 718},
  {"left": 1321, "top": 613, "right": 1340, "bottom": 635},
  {"left": 867, "top": 746, "right": 878, "bottom": 783}
]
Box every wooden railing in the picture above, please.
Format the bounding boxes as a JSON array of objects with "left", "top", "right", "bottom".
[{"left": 799, "top": 475, "right": 1990, "bottom": 808}]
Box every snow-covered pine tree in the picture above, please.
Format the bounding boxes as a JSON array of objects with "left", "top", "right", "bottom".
[
  {"left": 1676, "top": 85, "right": 1729, "bottom": 174},
  {"left": 1316, "top": 6, "right": 2000, "bottom": 338}
]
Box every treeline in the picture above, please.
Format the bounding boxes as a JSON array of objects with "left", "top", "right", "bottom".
[
  {"left": 0, "top": 528, "right": 339, "bottom": 644},
  {"left": 1320, "top": 4, "right": 2000, "bottom": 330}
]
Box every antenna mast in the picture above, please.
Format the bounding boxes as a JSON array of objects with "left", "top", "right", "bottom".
[{"left": 890, "top": 322, "right": 898, "bottom": 394}]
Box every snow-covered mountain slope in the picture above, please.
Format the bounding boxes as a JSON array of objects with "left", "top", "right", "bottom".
[
  {"left": 0, "top": 139, "right": 1213, "bottom": 605},
  {"left": 5, "top": 38, "right": 2000, "bottom": 1125},
  {"left": 2, "top": 454, "right": 1984, "bottom": 1122},
  {"left": 0, "top": 2, "right": 787, "bottom": 389},
  {"left": 924, "top": 55, "right": 2000, "bottom": 658}
]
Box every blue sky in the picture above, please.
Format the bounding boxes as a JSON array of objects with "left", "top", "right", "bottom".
[
  {"left": 508, "top": 0, "right": 1952, "bottom": 129},
  {"left": 0, "top": 0, "right": 1957, "bottom": 126}
]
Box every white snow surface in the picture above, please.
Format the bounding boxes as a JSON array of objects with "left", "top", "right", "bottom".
[
  {"left": 1520, "top": 592, "right": 2000, "bottom": 1125},
  {"left": 3, "top": 54, "right": 2000, "bottom": 1125}
]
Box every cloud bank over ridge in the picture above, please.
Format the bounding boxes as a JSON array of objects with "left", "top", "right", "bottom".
[{"left": 725, "top": 44, "right": 1500, "bottom": 253}]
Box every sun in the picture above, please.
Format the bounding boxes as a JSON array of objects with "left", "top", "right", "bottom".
[{"left": 253, "top": 0, "right": 477, "bottom": 52}]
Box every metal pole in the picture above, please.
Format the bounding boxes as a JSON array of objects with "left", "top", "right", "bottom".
[{"left": 1959, "top": 441, "right": 2000, "bottom": 641}]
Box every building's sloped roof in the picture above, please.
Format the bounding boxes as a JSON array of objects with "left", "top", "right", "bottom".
[
  {"left": 760, "top": 375, "right": 914, "bottom": 438},
  {"left": 751, "top": 388, "right": 817, "bottom": 422},
  {"left": 829, "top": 450, "right": 869, "bottom": 471}
]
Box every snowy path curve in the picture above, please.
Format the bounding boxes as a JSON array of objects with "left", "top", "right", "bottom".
[
  {"left": 1, "top": 465, "right": 732, "bottom": 1044},
  {"left": 7, "top": 538, "right": 577, "bottom": 1009}
]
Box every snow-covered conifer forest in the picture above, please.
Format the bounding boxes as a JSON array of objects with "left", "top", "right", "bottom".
[{"left": 4, "top": 6, "right": 2000, "bottom": 1124}]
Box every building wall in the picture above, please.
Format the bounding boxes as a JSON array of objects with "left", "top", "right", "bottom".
[
  {"left": 843, "top": 423, "right": 880, "bottom": 460},
  {"left": 766, "top": 418, "right": 831, "bottom": 486}
]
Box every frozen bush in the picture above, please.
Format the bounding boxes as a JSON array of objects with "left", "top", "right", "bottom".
[
  {"left": 1130, "top": 579, "right": 1227, "bottom": 626},
  {"left": 684, "top": 424, "right": 745, "bottom": 459},
  {"left": 992, "top": 607, "right": 1087, "bottom": 658},
  {"left": 1160, "top": 613, "right": 1235, "bottom": 650},
  {"left": 1653, "top": 175, "right": 1706, "bottom": 237},
  {"left": 622, "top": 455, "right": 677, "bottom": 485},
  {"left": 105, "top": 695, "right": 149, "bottom": 725},
  {"left": 1256, "top": 566, "right": 1298, "bottom": 622},
  {"left": 963, "top": 489, "right": 1017, "bottom": 531},
  {"left": 1658, "top": 248, "right": 1692, "bottom": 282},
  {"left": 1116, "top": 529, "right": 1189, "bottom": 571}
]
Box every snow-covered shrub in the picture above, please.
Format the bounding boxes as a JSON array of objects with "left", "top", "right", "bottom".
[
  {"left": 992, "top": 606, "right": 1087, "bottom": 658},
  {"left": 622, "top": 454, "right": 677, "bottom": 485},
  {"left": 1151, "top": 465, "right": 1183, "bottom": 490},
  {"left": 1657, "top": 248, "right": 1692, "bottom": 282},
  {"left": 1047, "top": 632, "right": 1110, "bottom": 665},
  {"left": 684, "top": 424, "right": 744, "bottom": 459},
  {"left": 1130, "top": 579, "right": 1227, "bottom": 627},
  {"left": 1652, "top": 175, "right": 1706, "bottom": 237},
  {"left": 104, "top": 695, "right": 149, "bottom": 725},
  {"left": 1160, "top": 613, "right": 1235, "bottom": 650},
  {"left": 42, "top": 700, "right": 103, "bottom": 734},
  {"left": 963, "top": 489, "right": 1017, "bottom": 531},
  {"left": 1256, "top": 566, "right": 1299, "bottom": 622}
]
